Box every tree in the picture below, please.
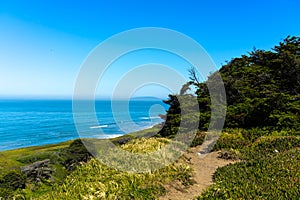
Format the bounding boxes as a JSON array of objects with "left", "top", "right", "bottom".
[{"left": 160, "top": 36, "right": 300, "bottom": 137}]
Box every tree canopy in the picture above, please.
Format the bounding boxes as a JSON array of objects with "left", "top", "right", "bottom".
[{"left": 160, "top": 36, "right": 300, "bottom": 137}]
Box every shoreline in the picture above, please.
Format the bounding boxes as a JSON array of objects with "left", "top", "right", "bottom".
[
  {"left": 0, "top": 124, "right": 162, "bottom": 153},
  {"left": 0, "top": 99, "right": 168, "bottom": 152}
]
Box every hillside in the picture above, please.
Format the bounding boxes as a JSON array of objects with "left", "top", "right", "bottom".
[
  {"left": 160, "top": 35, "right": 300, "bottom": 199},
  {"left": 160, "top": 36, "right": 300, "bottom": 135},
  {"left": 1, "top": 36, "right": 299, "bottom": 199}
]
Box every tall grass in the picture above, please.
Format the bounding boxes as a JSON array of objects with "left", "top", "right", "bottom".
[{"left": 39, "top": 138, "right": 192, "bottom": 199}]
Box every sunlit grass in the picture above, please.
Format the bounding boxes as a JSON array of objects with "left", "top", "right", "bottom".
[
  {"left": 39, "top": 137, "right": 192, "bottom": 200},
  {"left": 0, "top": 141, "right": 72, "bottom": 176}
]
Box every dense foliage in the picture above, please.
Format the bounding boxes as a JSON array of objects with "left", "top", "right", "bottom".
[
  {"left": 159, "top": 36, "right": 300, "bottom": 136},
  {"left": 160, "top": 36, "right": 300, "bottom": 199},
  {"left": 0, "top": 171, "right": 26, "bottom": 199}
]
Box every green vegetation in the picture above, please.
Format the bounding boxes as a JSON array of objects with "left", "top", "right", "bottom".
[
  {"left": 0, "top": 141, "right": 72, "bottom": 176},
  {"left": 197, "top": 137, "right": 300, "bottom": 199},
  {"left": 0, "top": 137, "right": 192, "bottom": 199},
  {"left": 40, "top": 138, "right": 192, "bottom": 200},
  {"left": 0, "top": 36, "right": 299, "bottom": 199},
  {"left": 160, "top": 36, "right": 300, "bottom": 137},
  {"left": 0, "top": 140, "right": 84, "bottom": 198},
  {"left": 0, "top": 126, "right": 164, "bottom": 198},
  {"left": 161, "top": 36, "right": 300, "bottom": 199},
  {"left": 0, "top": 171, "right": 26, "bottom": 199}
]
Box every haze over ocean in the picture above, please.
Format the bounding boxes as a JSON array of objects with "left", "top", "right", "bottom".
[{"left": 0, "top": 99, "right": 168, "bottom": 151}]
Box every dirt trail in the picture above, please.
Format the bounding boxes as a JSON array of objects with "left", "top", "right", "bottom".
[{"left": 160, "top": 146, "right": 236, "bottom": 200}]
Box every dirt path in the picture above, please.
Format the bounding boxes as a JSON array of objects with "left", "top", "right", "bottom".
[{"left": 159, "top": 146, "right": 236, "bottom": 200}]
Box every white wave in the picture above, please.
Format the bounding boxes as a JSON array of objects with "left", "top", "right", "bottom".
[
  {"left": 90, "top": 125, "right": 108, "bottom": 129},
  {"left": 94, "top": 134, "right": 124, "bottom": 139},
  {"left": 140, "top": 116, "right": 161, "bottom": 120},
  {"left": 140, "top": 117, "right": 150, "bottom": 120},
  {"left": 104, "top": 134, "right": 124, "bottom": 138},
  {"left": 149, "top": 116, "right": 161, "bottom": 119}
]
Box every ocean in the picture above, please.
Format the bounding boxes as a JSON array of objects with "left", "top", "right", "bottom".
[{"left": 0, "top": 99, "right": 168, "bottom": 151}]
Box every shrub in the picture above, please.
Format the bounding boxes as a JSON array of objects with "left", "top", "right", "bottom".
[
  {"left": 17, "top": 152, "right": 55, "bottom": 164},
  {"left": 190, "top": 131, "right": 206, "bottom": 147},
  {"left": 0, "top": 171, "right": 26, "bottom": 199},
  {"left": 59, "top": 139, "right": 93, "bottom": 170},
  {"left": 214, "top": 130, "right": 247, "bottom": 150},
  {"left": 197, "top": 148, "right": 300, "bottom": 199},
  {"left": 240, "top": 128, "right": 269, "bottom": 143},
  {"left": 241, "top": 136, "right": 300, "bottom": 160},
  {"left": 0, "top": 171, "right": 26, "bottom": 190}
]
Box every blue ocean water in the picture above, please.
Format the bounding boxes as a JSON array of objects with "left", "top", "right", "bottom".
[{"left": 0, "top": 99, "right": 168, "bottom": 151}]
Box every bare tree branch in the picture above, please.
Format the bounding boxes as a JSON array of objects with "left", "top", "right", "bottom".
[{"left": 188, "top": 67, "right": 200, "bottom": 85}]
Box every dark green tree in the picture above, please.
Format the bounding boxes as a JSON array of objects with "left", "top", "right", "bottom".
[{"left": 160, "top": 36, "right": 300, "bottom": 137}]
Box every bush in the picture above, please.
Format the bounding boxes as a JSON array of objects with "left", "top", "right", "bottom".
[
  {"left": 0, "top": 171, "right": 26, "bottom": 199},
  {"left": 190, "top": 131, "right": 206, "bottom": 147},
  {"left": 214, "top": 130, "right": 247, "bottom": 150},
  {"left": 0, "top": 171, "right": 26, "bottom": 190},
  {"left": 59, "top": 139, "right": 93, "bottom": 170},
  {"left": 240, "top": 128, "right": 269, "bottom": 143},
  {"left": 197, "top": 148, "right": 300, "bottom": 199},
  {"left": 268, "top": 129, "right": 300, "bottom": 137},
  {"left": 241, "top": 136, "right": 300, "bottom": 160},
  {"left": 17, "top": 152, "right": 55, "bottom": 164}
]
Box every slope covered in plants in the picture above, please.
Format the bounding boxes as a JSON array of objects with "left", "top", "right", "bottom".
[
  {"left": 159, "top": 36, "right": 300, "bottom": 199},
  {"left": 160, "top": 36, "right": 300, "bottom": 136}
]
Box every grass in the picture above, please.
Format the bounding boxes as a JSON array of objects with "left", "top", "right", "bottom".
[
  {"left": 37, "top": 137, "right": 192, "bottom": 200},
  {"left": 0, "top": 125, "right": 162, "bottom": 175},
  {"left": 0, "top": 141, "right": 74, "bottom": 199},
  {"left": 196, "top": 133, "right": 300, "bottom": 199},
  {"left": 0, "top": 141, "right": 72, "bottom": 176},
  {"left": 197, "top": 147, "right": 300, "bottom": 199},
  {"left": 2, "top": 127, "right": 300, "bottom": 199},
  {"left": 0, "top": 126, "right": 193, "bottom": 199}
]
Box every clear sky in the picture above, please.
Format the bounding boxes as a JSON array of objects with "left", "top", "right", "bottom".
[{"left": 0, "top": 0, "right": 299, "bottom": 99}]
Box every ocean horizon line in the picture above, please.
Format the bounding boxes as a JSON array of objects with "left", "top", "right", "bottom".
[{"left": 0, "top": 95, "right": 167, "bottom": 101}]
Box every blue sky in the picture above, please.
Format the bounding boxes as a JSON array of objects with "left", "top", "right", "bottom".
[{"left": 0, "top": 0, "right": 299, "bottom": 99}]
